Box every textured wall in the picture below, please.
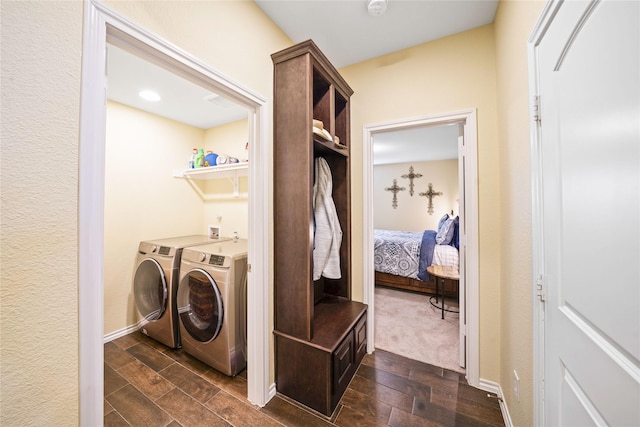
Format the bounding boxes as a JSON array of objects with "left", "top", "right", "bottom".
[
  {"left": 0, "top": 0, "right": 548, "bottom": 422},
  {"left": 493, "top": 1, "right": 547, "bottom": 424},
  {"left": 1, "top": 1, "right": 83, "bottom": 424},
  {"left": 341, "top": 25, "right": 502, "bottom": 381},
  {"left": 1, "top": 0, "right": 290, "bottom": 423}
]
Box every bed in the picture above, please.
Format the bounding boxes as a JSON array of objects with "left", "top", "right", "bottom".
[{"left": 374, "top": 215, "right": 460, "bottom": 297}]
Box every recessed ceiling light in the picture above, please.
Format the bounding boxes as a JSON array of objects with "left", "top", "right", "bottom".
[{"left": 138, "top": 89, "right": 161, "bottom": 102}]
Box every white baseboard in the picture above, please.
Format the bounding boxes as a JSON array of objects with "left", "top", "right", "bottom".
[
  {"left": 103, "top": 323, "right": 142, "bottom": 343},
  {"left": 478, "top": 378, "right": 513, "bottom": 427},
  {"left": 268, "top": 382, "right": 277, "bottom": 401}
]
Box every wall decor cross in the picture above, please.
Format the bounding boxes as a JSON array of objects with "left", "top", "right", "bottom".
[
  {"left": 401, "top": 166, "right": 423, "bottom": 196},
  {"left": 385, "top": 179, "right": 405, "bottom": 209},
  {"left": 419, "top": 183, "right": 442, "bottom": 215}
]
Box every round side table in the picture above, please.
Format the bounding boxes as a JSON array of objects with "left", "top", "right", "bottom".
[{"left": 426, "top": 265, "right": 459, "bottom": 319}]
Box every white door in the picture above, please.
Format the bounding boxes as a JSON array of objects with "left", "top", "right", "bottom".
[
  {"left": 457, "top": 125, "right": 466, "bottom": 369},
  {"left": 534, "top": 0, "right": 639, "bottom": 425}
]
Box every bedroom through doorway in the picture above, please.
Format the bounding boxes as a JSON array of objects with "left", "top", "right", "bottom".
[
  {"left": 372, "top": 123, "right": 462, "bottom": 373},
  {"left": 362, "top": 109, "right": 479, "bottom": 384}
]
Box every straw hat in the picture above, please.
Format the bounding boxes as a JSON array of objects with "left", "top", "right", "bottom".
[{"left": 312, "top": 119, "right": 332, "bottom": 141}]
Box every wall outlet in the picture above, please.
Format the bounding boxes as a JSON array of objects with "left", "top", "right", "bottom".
[
  {"left": 513, "top": 370, "right": 520, "bottom": 402},
  {"left": 208, "top": 225, "right": 221, "bottom": 239}
]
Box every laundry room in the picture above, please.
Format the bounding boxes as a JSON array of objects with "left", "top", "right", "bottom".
[{"left": 103, "top": 44, "right": 250, "bottom": 340}]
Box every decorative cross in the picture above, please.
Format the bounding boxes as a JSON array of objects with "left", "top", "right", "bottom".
[
  {"left": 401, "top": 166, "right": 423, "bottom": 196},
  {"left": 385, "top": 179, "right": 405, "bottom": 209},
  {"left": 419, "top": 183, "right": 442, "bottom": 215}
]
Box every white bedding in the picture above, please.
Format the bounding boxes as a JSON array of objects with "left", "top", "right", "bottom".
[{"left": 433, "top": 244, "right": 459, "bottom": 267}]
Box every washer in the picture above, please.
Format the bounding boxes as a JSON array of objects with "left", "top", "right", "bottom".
[
  {"left": 177, "top": 238, "right": 248, "bottom": 376},
  {"left": 133, "top": 235, "right": 232, "bottom": 348}
]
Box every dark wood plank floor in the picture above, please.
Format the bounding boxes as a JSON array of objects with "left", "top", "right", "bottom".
[{"left": 105, "top": 331, "right": 504, "bottom": 426}]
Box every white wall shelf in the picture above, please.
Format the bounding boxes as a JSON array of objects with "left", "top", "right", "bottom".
[
  {"left": 174, "top": 163, "right": 248, "bottom": 198},
  {"left": 174, "top": 162, "right": 248, "bottom": 180}
]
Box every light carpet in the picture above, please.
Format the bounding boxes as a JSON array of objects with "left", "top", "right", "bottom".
[{"left": 374, "top": 286, "right": 464, "bottom": 373}]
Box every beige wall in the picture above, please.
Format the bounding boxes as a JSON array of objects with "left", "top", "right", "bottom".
[
  {"left": 1, "top": 1, "right": 83, "bottom": 424},
  {"left": 105, "top": 0, "right": 289, "bottom": 99},
  {"left": 204, "top": 119, "right": 249, "bottom": 163},
  {"left": 374, "top": 160, "right": 458, "bottom": 231},
  {"left": 104, "top": 101, "right": 207, "bottom": 334},
  {"left": 102, "top": 0, "right": 287, "bottom": 386},
  {"left": 1, "top": 1, "right": 290, "bottom": 424},
  {"left": 341, "top": 24, "right": 503, "bottom": 382},
  {"left": 494, "top": 0, "right": 547, "bottom": 425},
  {"left": 1, "top": 0, "right": 550, "bottom": 423},
  {"left": 203, "top": 119, "right": 250, "bottom": 240},
  {"left": 104, "top": 105, "right": 251, "bottom": 336}
]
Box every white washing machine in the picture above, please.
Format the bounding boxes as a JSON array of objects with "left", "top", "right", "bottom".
[
  {"left": 133, "top": 235, "right": 233, "bottom": 348},
  {"left": 177, "top": 238, "right": 248, "bottom": 376}
]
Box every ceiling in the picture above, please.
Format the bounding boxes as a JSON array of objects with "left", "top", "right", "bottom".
[
  {"left": 106, "top": 0, "right": 497, "bottom": 163},
  {"left": 254, "top": 0, "right": 498, "bottom": 68},
  {"left": 373, "top": 124, "right": 459, "bottom": 165},
  {"left": 107, "top": 44, "right": 248, "bottom": 129}
]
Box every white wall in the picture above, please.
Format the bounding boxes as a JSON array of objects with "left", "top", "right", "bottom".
[{"left": 374, "top": 160, "right": 458, "bottom": 232}]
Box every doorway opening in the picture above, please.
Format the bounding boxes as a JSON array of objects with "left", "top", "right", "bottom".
[
  {"left": 372, "top": 123, "right": 463, "bottom": 373},
  {"left": 362, "top": 109, "right": 480, "bottom": 386},
  {"left": 79, "top": 2, "right": 271, "bottom": 424}
]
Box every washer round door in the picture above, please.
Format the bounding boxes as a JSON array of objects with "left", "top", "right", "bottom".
[
  {"left": 133, "top": 258, "right": 168, "bottom": 321},
  {"left": 178, "top": 268, "right": 224, "bottom": 343}
]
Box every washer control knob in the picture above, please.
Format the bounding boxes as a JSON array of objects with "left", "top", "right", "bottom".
[
  {"left": 200, "top": 253, "right": 207, "bottom": 262},
  {"left": 151, "top": 245, "right": 157, "bottom": 253}
]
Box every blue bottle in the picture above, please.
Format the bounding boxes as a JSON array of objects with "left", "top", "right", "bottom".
[
  {"left": 204, "top": 151, "right": 218, "bottom": 167},
  {"left": 189, "top": 148, "right": 197, "bottom": 169}
]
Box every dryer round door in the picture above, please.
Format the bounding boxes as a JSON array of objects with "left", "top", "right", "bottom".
[
  {"left": 177, "top": 268, "right": 224, "bottom": 343},
  {"left": 133, "top": 258, "right": 168, "bottom": 321}
]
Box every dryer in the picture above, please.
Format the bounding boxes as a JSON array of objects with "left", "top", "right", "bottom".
[
  {"left": 177, "top": 238, "right": 248, "bottom": 376},
  {"left": 133, "top": 235, "right": 232, "bottom": 348}
]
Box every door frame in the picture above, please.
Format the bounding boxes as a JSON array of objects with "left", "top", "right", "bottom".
[
  {"left": 362, "top": 109, "right": 480, "bottom": 387},
  {"left": 528, "top": 2, "right": 561, "bottom": 424},
  {"left": 78, "top": 1, "right": 271, "bottom": 425}
]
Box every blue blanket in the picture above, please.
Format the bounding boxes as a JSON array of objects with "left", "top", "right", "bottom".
[{"left": 418, "top": 230, "right": 437, "bottom": 281}]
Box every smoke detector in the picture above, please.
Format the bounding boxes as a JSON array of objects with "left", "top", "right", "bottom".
[{"left": 367, "top": 0, "right": 388, "bottom": 16}]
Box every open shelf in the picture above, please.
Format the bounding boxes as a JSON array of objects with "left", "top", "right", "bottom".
[
  {"left": 174, "top": 162, "right": 248, "bottom": 199},
  {"left": 313, "top": 137, "right": 349, "bottom": 158},
  {"left": 173, "top": 162, "right": 248, "bottom": 180},
  {"left": 272, "top": 39, "right": 362, "bottom": 418}
]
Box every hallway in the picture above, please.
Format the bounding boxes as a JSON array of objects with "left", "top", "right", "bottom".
[{"left": 105, "top": 331, "right": 504, "bottom": 426}]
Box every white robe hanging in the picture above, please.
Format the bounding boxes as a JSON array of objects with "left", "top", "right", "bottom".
[{"left": 312, "top": 157, "right": 342, "bottom": 280}]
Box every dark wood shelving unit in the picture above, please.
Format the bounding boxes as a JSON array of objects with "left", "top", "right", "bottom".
[{"left": 272, "top": 40, "right": 367, "bottom": 417}]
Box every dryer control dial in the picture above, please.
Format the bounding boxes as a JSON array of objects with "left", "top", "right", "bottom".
[
  {"left": 151, "top": 245, "right": 157, "bottom": 253},
  {"left": 199, "top": 253, "right": 207, "bottom": 262}
]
